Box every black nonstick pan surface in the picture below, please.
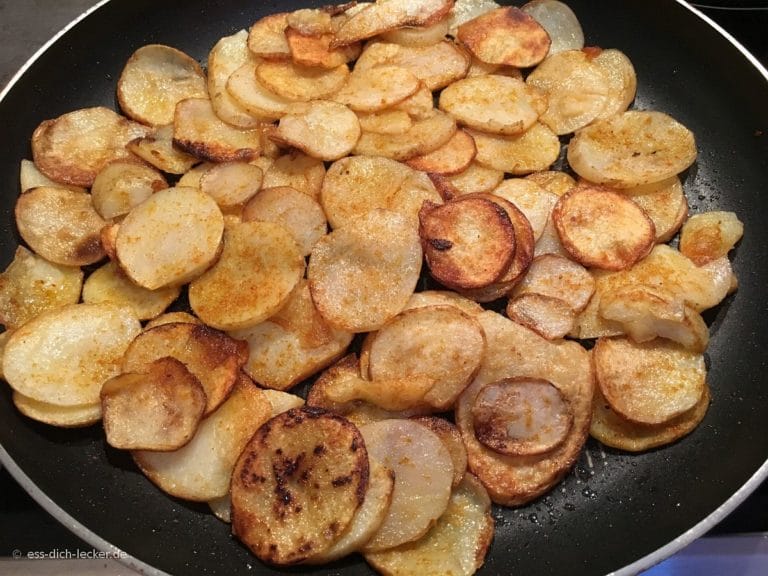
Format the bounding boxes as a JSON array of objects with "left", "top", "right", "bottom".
[{"left": 1, "top": 1, "right": 767, "bottom": 575}]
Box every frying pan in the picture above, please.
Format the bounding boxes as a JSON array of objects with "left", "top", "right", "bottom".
[{"left": 1, "top": 1, "right": 767, "bottom": 575}]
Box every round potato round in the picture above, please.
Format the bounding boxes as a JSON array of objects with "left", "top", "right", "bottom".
[{"left": 91, "top": 161, "right": 167, "bottom": 219}]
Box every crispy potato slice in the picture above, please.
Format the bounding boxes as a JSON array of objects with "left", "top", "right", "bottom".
[
  {"left": 419, "top": 197, "right": 516, "bottom": 290},
  {"left": 31, "top": 107, "right": 150, "bottom": 187},
  {"left": 455, "top": 311, "right": 594, "bottom": 506},
  {"left": 506, "top": 293, "right": 576, "bottom": 340},
  {"left": 365, "top": 473, "right": 493, "bottom": 576},
  {"left": 403, "top": 290, "right": 484, "bottom": 318},
  {"left": 231, "top": 407, "right": 369, "bottom": 564},
  {"left": 622, "top": 177, "right": 689, "bottom": 243},
  {"left": 134, "top": 374, "right": 273, "bottom": 501},
  {"left": 594, "top": 337, "right": 706, "bottom": 426},
  {"left": 567, "top": 110, "right": 697, "bottom": 188},
  {"left": 230, "top": 279, "right": 353, "bottom": 391},
  {"left": 242, "top": 186, "right": 327, "bottom": 257},
  {"left": 122, "top": 322, "right": 248, "bottom": 415},
  {"left": 225, "top": 61, "right": 296, "bottom": 121},
  {"left": 412, "top": 416, "right": 468, "bottom": 488},
  {"left": 127, "top": 124, "right": 199, "bottom": 175},
  {"left": 189, "top": 221, "right": 304, "bottom": 331},
  {"left": 115, "top": 186, "right": 224, "bottom": 289},
  {"left": 0, "top": 246, "right": 83, "bottom": 330},
  {"left": 173, "top": 98, "right": 263, "bottom": 163},
  {"left": 679, "top": 211, "right": 744, "bottom": 266},
  {"left": 448, "top": 0, "right": 501, "bottom": 36},
  {"left": 406, "top": 129, "right": 477, "bottom": 175},
  {"left": 101, "top": 357, "right": 206, "bottom": 451},
  {"left": 308, "top": 209, "right": 422, "bottom": 332},
  {"left": 334, "top": 65, "right": 420, "bottom": 112},
  {"left": 285, "top": 28, "right": 361, "bottom": 69},
  {"left": 593, "top": 48, "right": 637, "bottom": 119},
  {"left": 262, "top": 151, "right": 326, "bottom": 199},
  {"left": 19, "top": 159, "right": 86, "bottom": 194},
  {"left": 144, "top": 311, "right": 201, "bottom": 330},
  {"left": 553, "top": 185, "right": 656, "bottom": 270},
  {"left": 357, "top": 109, "right": 413, "bottom": 135},
  {"left": 273, "top": 100, "right": 360, "bottom": 161},
  {"left": 82, "top": 261, "right": 179, "bottom": 321},
  {"left": 360, "top": 419, "right": 453, "bottom": 552},
  {"left": 511, "top": 254, "right": 595, "bottom": 312},
  {"left": 15, "top": 186, "right": 106, "bottom": 267},
  {"left": 256, "top": 61, "right": 349, "bottom": 101},
  {"left": 3, "top": 303, "right": 140, "bottom": 406},
  {"left": 380, "top": 18, "right": 450, "bottom": 47},
  {"left": 262, "top": 389, "right": 306, "bottom": 416},
  {"left": 429, "top": 162, "right": 504, "bottom": 199},
  {"left": 13, "top": 391, "right": 101, "bottom": 428},
  {"left": 439, "top": 75, "right": 547, "bottom": 135},
  {"left": 91, "top": 161, "right": 167, "bottom": 219},
  {"left": 248, "top": 13, "right": 291, "bottom": 60},
  {"left": 522, "top": 0, "right": 584, "bottom": 54},
  {"left": 457, "top": 6, "right": 550, "bottom": 68},
  {"left": 492, "top": 178, "right": 559, "bottom": 240},
  {"left": 354, "top": 110, "right": 457, "bottom": 161},
  {"left": 469, "top": 123, "right": 560, "bottom": 174},
  {"left": 526, "top": 170, "right": 576, "bottom": 197},
  {"left": 117, "top": 44, "right": 208, "bottom": 126},
  {"left": 198, "top": 162, "right": 263, "bottom": 209}
]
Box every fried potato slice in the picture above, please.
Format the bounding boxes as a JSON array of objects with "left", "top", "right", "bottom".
[
  {"left": 419, "top": 197, "right": 516, "bottom": 290},
  {"left": 592, "top": 48, "right": 637, "bottom": 120},
  {"left": 208, "top": 494, "right": 232, "bottom": 524},
  {"left": 534, "top": 216, "right": 570, "bottom": 258},
  {"left": 308, "top": 209, "right": 422, "bottom": 333},
  {"left": 115, "top": 186, "right": 224, "bottom": 289},
  {"left": 526, "top": 170, "right": 576, "bottom": 197},
  {"left": 380, "top": 18, "right": 450, "bottom": 47},
  {"left": 262, "top": 151, "right": 326, "bottom": 199},
  {"left": 262, "top": 389, "right": 306, "bottom": 416},
  {"left": 285, "top": 28, "right": 361, "bottom": 69},
  {"left": 567, "top": 110, "right": 697, "bottom": 188},
  {"left": 334, "top": 65, "right": 420, "bottom": 112},
  {"left": 622, "top": 177, "right": 689, "bottom": 243},
  {"left": 127, "top": 124, "right": 199, "bottom": 174},
  {"left": 511, "top": 254, "right": 595, "bottom": 312},
  {"left": 406, "top": 129, "right": 477, "bottom": 175},
  {"left": 31, "top": 107, "right": 150, "bottom": 187},
  {"left": 679, "top": 211, "right": 744, "bottom": 266},
  {"left": 429, "top": 162, "right": 504, "bottom": 199},
  {"left": 3, "top": 303, "right": 140, "bottom": 406},
  {"left": 122, "top": 322, "right": 248, "bottom": 415},
  {"left": 19, "top": 159, "right": 86, "bottom": 194},
  {"left": 506, "top": 293, "right": 576, "bottom": 340},
  {"left": 439, "top": 75, "right": 546, "bottom": 135},
  {"left": 354, "top": 110, "right": 457, "bottom": 161},
  {"left": 393, "top": 82, "right": 434, "bottom": 119},
  {"left": 231, "top": 407, "right": 369, "bottom": 564},
  {"left": 457, "top": 7, "right": 550, "bottom": 68},
  {"left": 173, "top": 98, "right": 263, "bottom": 162},
  {"left": 247, "top": 13, "right": 291, "bottom": 60},
  {"left": 13, "top": 392, "right": 101, "bottom": 428},
  {"left": 256, "top": 61, "right": 349, "bottom": 101},
  {"left": 360, "top": 419, "right": 453, "bottom": 552},
  {"left": 0, "top": 246, "right": 83, "bottom": 330},
  {"left": 448, "top": 0, "right": 501, "bottom": 36},
  {"left": 552, "top": 185, "right": 656, "bottom": 270},
  {"left": 412, "top": 416, "right": 468, "bottom": 488},
  {"left": 101, "top": 357, "right": 206, "bottom": 451},
  {"left": 323, "top": 372, "right": 437, "bottom": 411},
  {"left": 492, "top": 178, "right": 559, "bottom": 240},
  {"left": 402, "top": 290, "right": 484, "bottom": 318},
  {"left": 455, "top": 311, "right": 594, "bottom": 506},
  {"left": 198, "top": 161, "right": 263, "bottom": 209},
  {"left": 117, "top": 44, "right": 208, "bottom": 126},
  {"left": 15, "top": 186, "right": 106, "bottom": 267},
  {"left": 522, "top": 0, "right": 584, "bottom": 54},
  {"left": 365, "top": 473, "right": 493, "bottom": 576},
  {"left": 134, "top": 374, "right": 273, "bottom": 501},
  {"left": 144, "top": 311, "right": 201, "bottom": 330},
  {"left": 357, "top": 110, "right": 413, "bottom": 135},
  {"left": 469, "top": 123, "right": 560, "bottom": 174},
  {"left": 594, "top": 337, "right": 706, "bottom": 426},
  {"left": 273, "top": 100, "right": 361, "bottom": 161},
  {"left": 91, "top": 161, "right": 167, "bottom": 220}
]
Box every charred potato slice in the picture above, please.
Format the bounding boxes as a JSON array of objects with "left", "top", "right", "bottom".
[{"left": 91, "top": 161, "right": 167, "bottom": 220}]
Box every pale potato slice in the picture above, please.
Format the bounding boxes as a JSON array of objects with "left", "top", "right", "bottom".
[
  {"left": 285, "top": 28, "right": 361, "bottom": 69},
  {"left": 491, "top": 178, "right": 559, "bottom": 240},
  {"left": 15, "top": 186, "right": 106, "bottom": 266},
  {"left": 262, "top": 151, "right": 326, "bottom": 199},
  {"left": 13, "top": 392, "right": 101, "bottom": 428},
  {"left": 19, "top": 159, "right": 86, "bottom": 194},
  {"left": 412, "top": 416, "right": 468, "bottom": 487},
  {"left": 126, "top": 124, "right": 199, "bottom": 175},
  {"left": 534, "top": 216, "right": 570, "bottom": 258},
  {"left": 173, "top": 98, "right": 263, "bottom": 163},
  {"left": 189, "top": 221, "right": 304, "bottom": 331},
  {"left": 308, "top": 209, "right": 422, "bottom": 333},
  {"left": 231, "top": 407, "right": 369, "bottom": 564},
  {"left": 31, "top": 107, "right": 150, "bottom": 187},
  {"left": 134, "top": 374, "right": 273, "bottom": 501},
  {"left": 354, "top": 110, "right": 457, "bottom": 161},
  {"left": 522, "top": 0, "right": 584, "bottom": 54},
  {"left": 273, "top": 100, "right": 360, "bottom": 161},
  {"left": 358, "top": 109, "right": 414, "bottom": 134},
  {"left": 439, "top": 75, "right": 547, "bottom": 135},
  {"left": 334, "top": 65, "right": 420, "bottom": 112},
  {"left": 91, "top": 161, "right": 167, "bottom": 219},
  {"left": 511, "top": 254, "right": 595, "bottom": 312},
  {"left": 115, "top": 186, "right": 224, "bottom": 290},
  {"left": 225, "top": 61, "right": 294, "bottom": 121},
  {"left": 429, "top": 162, "right": 504, "bottom": 199},
  {"left": 380, "top": 18, "right": 450, "bottom": 47},
  {"left": 262, "top": 389, "right": 306, "bottom": 415},
  {"left": 701, "top": 256, "right": 739, "bottom": 297},
  {"left": 468, "top": 123, "right": 560, "bottom": 174},
  {"left": 117, "top": 44, "right": 208, "bottom": 126},
  {"left": 592, "top": 48, "right": 637, "bottom": 119},
  {"left": 242, "top": 186, "right": 327, "bottom": 256},
  {"left": 230, "top": 279, "right": 353, "bottom": 391},
  {"left": 567, "top": 110, "right": 697, "bottom": 188},
  {"left": 506, "top": 293, "right": 576, "bottom": 340},
  {"left": 248, "top": 13, "right": 291, "bottom": 60},
  {"left": 525, "top": 170, "right": 576, "bottom": 196},
  {"left": 393, "top": 82, "right": 434, "bottom": 119},
  {"left": 198, "top": 162, "right": 263, "bottom": 209},
  {"left": 144, "top": 311, "right": 201, "bottom": 330},
  {"left": 552, "top": 185, "right": 656, "bottom": 270},
  {"left": 208, "top": 494, "right": 232, "bottom": 523},
  {"left": 402, "top": 290, "right": 484, "bottom": 318},
  {"left": 3, "top": 303, "right": 141, "bottom": 406},
  {"left": 122, "top": 322, "right": 248, "bottom": 415},
  {"left": 365, "top": 473, "right": 493, "bottom": 576},
  {"left": 101, "top": 357, "right": 206, "bottom": 451},
  {"left": 457, "top": 6, "right": 550, "bottom": 68},
  {"left": 256, "top": 61, "right": 349, "bottom": 101},
  {"left": 0, "top": 246, "right": 83, "bottom": 330},
  {"left": 360, "top": 419, "right": 453, "bottom": 552},
  {"left": 594, "top": 337, "right": 706, "bottom": 426},
  {"left": 448, "top": 0, "right": 501, "bottom": 36},
  {"left": 623, "top": 177, "right": 689, "bottom": 243},
  {"left": 679, "top": 211, "right": 744, "bottom": 266},
  {"left": 406, "top": 129, "right": 477, "bottom": 175},
  {"left": 286, "top": 8, "right": 334, "bottom": 36},
  {"left": 100, "top": 222, "right": 119, "bottom": 261}
]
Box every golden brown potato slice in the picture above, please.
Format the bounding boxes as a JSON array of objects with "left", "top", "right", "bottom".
[
  {"left": 491, "top": 178, "right": 559, "bottom": 240},
  {"left": 19, "top": 159, "right": 86, "bottom": 194},
  {"left": 13, "top": 391, "right": 101, "bottom": 428},
  {"left": 360, "top": 419, "right": 453, "bottom": 552},
  {"left": 380, "top": 18, "right": 450, "bottom": 47},
  {"left": 31, "top": 107, "right": 150, "bottom": 187},
  {"left": 506, "top": 293, "right": 576, "bottom": 340},
  {"left": 552, "top": 185, "right": 656, "bottom": 270},
  {"left": 419, "top": 197, "right": 516, "bottom": 290},
  {"left": 115, "top": 186, "right": 224, "bottom": 289},
  {"left": 354, "top": 110, "right": 457, "bottom": 161},
  {"left": 3, "top": 303, "right": 141, "bottom": 406},
  {"left": 273, "top": 100, "right": 361, "bottom": 161},
  {"left": 334, "top": 65, "right": 420, "bottom": 112},
  {"left": 406, "top": 129, "right": 477, "bottom": 175},
  {"left": 402, "top": 290, "right": 485, "bottom": 318},
  {"left": 173, "top": 98, "right": 263, "bottom": 162},
  {"left": 225, "top": 61, "right": 298, "bottom": 122},
  {"left": 679, "top": 211, "right": 744, "bottom": 266},
  {"left": 91, "top": 161, "right": 167, "bottom": 220},
  {"left": 126, "top": 124, "right": 199, "bottom": 175},
  {"left": 469, "top": 123, "right": 560, "bottom": 174},
  {"left": 15, "top": 186, "right": 106, "bottom": 267},
  {"left": 622, "top": 177, "right": 689, "bottom": 243},
  {"left": 365, "top": 473, "right": 493, "bottom": 576},
  {"left": 567, "top": 110, "right": 697, "bottom": 189},
  {"left": 261, "top": 151, "right": 326, "bottom": 199},
  {"left": 198, "top": 162, "right": 263, "bottom": 209},
  {"left": 177, "top": 161, "right": 215, "bottom": 189},
  {"left": 0, "top": 246, "right": 83, "bottom": 330},
  {"left": 511, "top": 254, "right": 595, "bottom": 312},
  {"left": 122, "top": 322, "right": 248, "bottom": 415},
  {"left": 448, "top": 0, "right": 502, "bottom": 36},
  {"left": 144, "top": 311, "right": 201, "bottom": 330},
  {"left": 308, "top": 209, "right": 422, "bottom": 333},
  {"left": 429, "top": 162, "right": 505, "bottom": 199},
  {"left": 134, "top": 374, "right": 273, "bottom": 501},
  {"left": 117, "top": 44, "right": 208, "bottom": 126},
  {"left": 457, "top": 6, "right": 550, "bottom": 68},
  {"left": 256, "top": 60, "right": 349, "bottom": 101},
  {"left": 522, "top": 0, "right": 584, "bottom": 54},
  {"left": 592, "top": 48, "right": 637, "bottom": 119},
  {"left": 323, "top": 371, "right": 437, "bottom": 411},
  {"left": 101, "top": 357, "right": 206, "bottom": 450},
  {"left": 439, "top": 75, "right": 546, "bottom": 135},
  {"left": 247, "top": 12, "right": 291, "bottom": 60},
  {"left": 285, "top": 28, "right": 361, "bottom": 69},
  {"left": 231, "top": 407, "right": 369, "bottom": 564},
  {"left": 357, "top": 110, "right": 413, "bottom": 135},
  {"left": 594, "top": 337, "right": 706, "bottom": 426},
  {"left": 412, "top": 416, "right": 468, "bottom": 488}
]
